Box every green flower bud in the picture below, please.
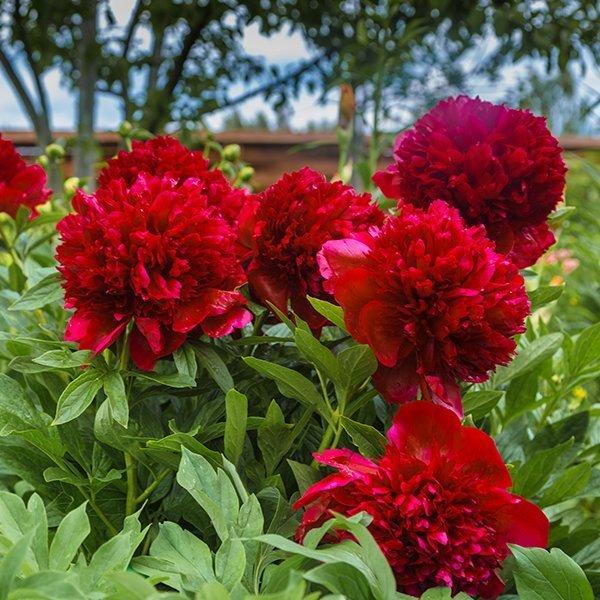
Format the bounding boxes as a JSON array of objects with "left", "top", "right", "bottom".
[
  {"left": 238, "top": 166, "right": 255, "bottom": 182},
  {"left": 45, "top": 143, "right": 65, "bottom": 161},
  {"left": 37, "top": 155, "right": 49, "bottom": 169},
  {"left": 223, "top": 143, "right": 241, "bottom": 162},
  {"left": 64, "top": 177, "right": 81, "bottom": 196},
  {"left": 118, "top": 121, "right": 133, "bottom": 137}
]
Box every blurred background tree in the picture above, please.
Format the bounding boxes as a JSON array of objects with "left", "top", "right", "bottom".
[{"left": 0, "top": 0, "right": 598, "bottom": 182}]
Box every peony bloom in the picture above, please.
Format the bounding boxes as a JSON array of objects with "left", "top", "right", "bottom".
[
  {"left": 318, "top": 201, "right": 529, "bottom": 413},
  {"left": 294, "top": 402, "right": 549, "bottom": 598},
  {"left": 98, "top": 136, "right": 247, "bottom": 226},
  {"left": 0, "top": 134, "right": 51, "bottom": 217},
  {"left": 240, "top": 168, "right": 384, "bottom": 330},
  {"left": 56, "top": 174, "right": 252, "bottom": 370},
  {"left": 373, "top": 96, "right": 566, "bottom": 268}
]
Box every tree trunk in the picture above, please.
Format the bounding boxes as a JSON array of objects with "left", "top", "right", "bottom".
[{"left": 74, "top": 0, "right": 98, "bottom": 188}]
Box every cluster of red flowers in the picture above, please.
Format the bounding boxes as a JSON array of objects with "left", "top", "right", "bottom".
[
  {"left": 0, "top": 134, "right": 51, "bottom": 217},
  {"left": 373, "top": 96, "right": 566, "bottom": 268},
  {"left": 295, "top": 402, "right": 549, "bottom": 598},
  {"left": 57, "top": 137, "right": 251, "bottom": 369},
  {"left": 319, "top": 200, "right": 529, "bottom": 413},
  {"left": 50, "top": 96, "right": 560, "bottom": 597}
]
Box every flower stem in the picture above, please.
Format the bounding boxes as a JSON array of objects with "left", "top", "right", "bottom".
[
  {"left": 135, "top": 468, "right": 170, "bottom": 505},
  {"left": 124, "top": 452, "right": 138, "bottom": 516}
]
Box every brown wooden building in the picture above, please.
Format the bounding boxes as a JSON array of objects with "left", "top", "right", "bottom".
[{"left": 3, "top": 130, "right": 599, "bottom": 191}]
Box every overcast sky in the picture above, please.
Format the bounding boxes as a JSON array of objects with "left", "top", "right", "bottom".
[{"left": 1, "top": 1, "right": 598, "bottom": 134}]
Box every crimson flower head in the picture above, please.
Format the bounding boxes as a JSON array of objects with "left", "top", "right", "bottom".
[
  {"left": 294, "top": 402, "right": 549, "bottom": 598},
  {"left": 98, "top": 136, "right": 247, "bottom": 225},
  {"left": 240, "top": 168, "right": 384, "bottom": 330},
  {"left": 0, "top": 134, "right": 51, "bottom": 217},
  {"left": 56, "top": 174, "right": 252, "bottom": 370},
  {"left": 318, "top": 200, "right": 529, "bottom": 413},
  {"left": 373, "top": 96, "right": 566, "bottom": 267}
]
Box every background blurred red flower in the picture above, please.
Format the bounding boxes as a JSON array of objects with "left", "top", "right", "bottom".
[
  {"left": 373, "top": 96, "right": 566, "bottom": 267},
  {"left": 319, "top": 200, "right": 529, "bottom": 413},
  {"left": 240, "top": 167, "right": 384, "bottom": 330},
  {"left": 57, "top": 174, "right": 251, "bottom": 370},
  {"left": 98, "top": 136, "right": 247, "bottom": 226},
  {"left": 295, "top": 402, "right": 549, "bottom": 598},
  {"left": 0, "top": 134, "right": 51, "bottom": 217}
]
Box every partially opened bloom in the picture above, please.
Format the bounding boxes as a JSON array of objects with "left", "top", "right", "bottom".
[
  {"left": 373, "top": 96, "right": 566, "bottom": 267},
  {"left": 240, "top": 168, "right": 384, "bottom": 329},
  {"left": 318, "top": 201, "right": 529, "bottom": 412},
  {"left": 56, "top": 174, "right": 251, "bottom": 370},
  {"left": 0, "top": 134, "right": 51, "bottom": 217},
  {"left": 98, "top": 136, "right": 247, "bottom": 225},
  {"left": 294, "top": 402, "right": 549, "bottom": 598}
]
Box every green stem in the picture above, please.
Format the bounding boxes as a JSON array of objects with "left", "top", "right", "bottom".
[
  {"left": 87, "top": 493, "right": 118, "bottom": 536},
  {"left": 135, "top": 468, "right": 170, "bottom": 504},
  {"left": 125, "top": 452, "right": 138, "bottom": 516}
]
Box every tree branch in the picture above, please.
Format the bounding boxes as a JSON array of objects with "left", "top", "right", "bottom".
[
  {"left": 122, "top": 0, "right": 144, "bottom": 60},
  {"left": 0, "top": 45, "right": 46, "bottom": 141},
  {"left": 13, "top": 0, "right": 51, "bottom": 140},
  {"left": 213, "top": 54, "right": 325, "bottom": 114}
]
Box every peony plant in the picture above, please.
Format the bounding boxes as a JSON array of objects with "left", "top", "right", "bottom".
[{"left": 0, "top": 99, "right": 597, "bottom": 600}]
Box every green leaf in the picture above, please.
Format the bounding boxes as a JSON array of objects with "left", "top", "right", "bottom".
[
  {"left": 462, "top": 390, "right": 503, "bottom": 420},
  {"left": 495, "top": 333, "right": 564, "bottom": 386},
  {"left": 49, "top": 502, "right": 90, "bottom": 571},
  {"left": 306, "top": 296, "right": 347, "bottom": 332},
  {"left": 244, "top": 357, "right": 326, "bottom": 415},
  {"left": 512, "top": 439, "right": 573, "bottom": 498},
  {"left": 304, "top": 562, "right": 373, "bottom": 599},
  {"left": 32, "top": 349, "right": 92, "bottom": 369},
  {"left": 511, "top": 545, "right": 593, "bottom": 600},
  {"left": 539, "top": 462, "right": 592, "bottom": 508},
  {"left": 173, "top": 343, "right": 198, "bottom": 380},
  {"left": 215, "top": 538, "right": 245, "bottom": 591},
  {"left": 287, "top": 459, "right": 321, "bottom": 495},
  {"left": 341, "top": 417, "right": 387, "bottom": 458},
  {"left": 529, "top": 285, "right": 564, "bottom": 312},
  {"left": 295, "top": 329, "right": 340, "bottom": 384},
  {"left": 194, "top": 344, "right": 233, "bottom": 393},
  {"left": 420, "top": 588, "right": 472, "bottom": 599},
  {"left": 0, "top": 532, "right": 33, "bottom": 600},
  {"left": 103, "top": 371, "right": 129, "bottom": 428},
  {"left": 196, "top": 582, "right": 231, "bottom": 600},
  {"left": 150, "top": 522, "right": 214, "bottom": 584},
  {"left": 128, "top": 371, "right": 195, "bottom": 388},
  {"left": 176, "top": 448, "right": 239, "bottom": 542},
  {"left": 258, "top": 401, "right": 294, "bottom": 476},
  {"left": 337, "top": 345, "right": 378, "bottom": 392},
  {"left": 572, "top": 322, "right": 600, "bottom": 373},
  {"left": 224, "top": 389, "right": 247, "bottom": 467},
  {"left": 8, "top": 273, "right": 63, "bottom": 311},
  {"left": 53, "top": 369, "right": 104, "bottom": 425}
]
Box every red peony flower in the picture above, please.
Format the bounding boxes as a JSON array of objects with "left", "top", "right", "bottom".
[
  {"left": 98, "top": 136, "right": 247, "bottom": 226},
  {"left": 373, "top": 96, "right": 566, "bottom": 268},
  {"left": 0, "top": 134, "right": 51, "bottom": 217},
  {"left": 240, "top": 168, "right": 384, "bottom": 330},
  {"left": 56, "top": 174, "right": 252, "bottom": 370},
  {"left": 318, "top": 200, "right": 529, "bottom": 413},
  {"left": 294, "top": 402, "right": 549, "bottom": 598}
]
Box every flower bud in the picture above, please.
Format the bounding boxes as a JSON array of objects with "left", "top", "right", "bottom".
[
  {"left": 64, "top": 177, "right": 81, "bottom": 196},
  {"left": 37, "top": 155, "right": 49, "bottom": 169},
  {"left": 45, "top": 143, "right": 65, "bottom": 161},
  {"left": 223, "top": 144, "right": 241, "bottom": 162},
  {"left": 238, "top": 166, "right": 255, "bottom": 182},
  {"left": 118, "top": 121, "right": 133, "bottom": 137}
]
